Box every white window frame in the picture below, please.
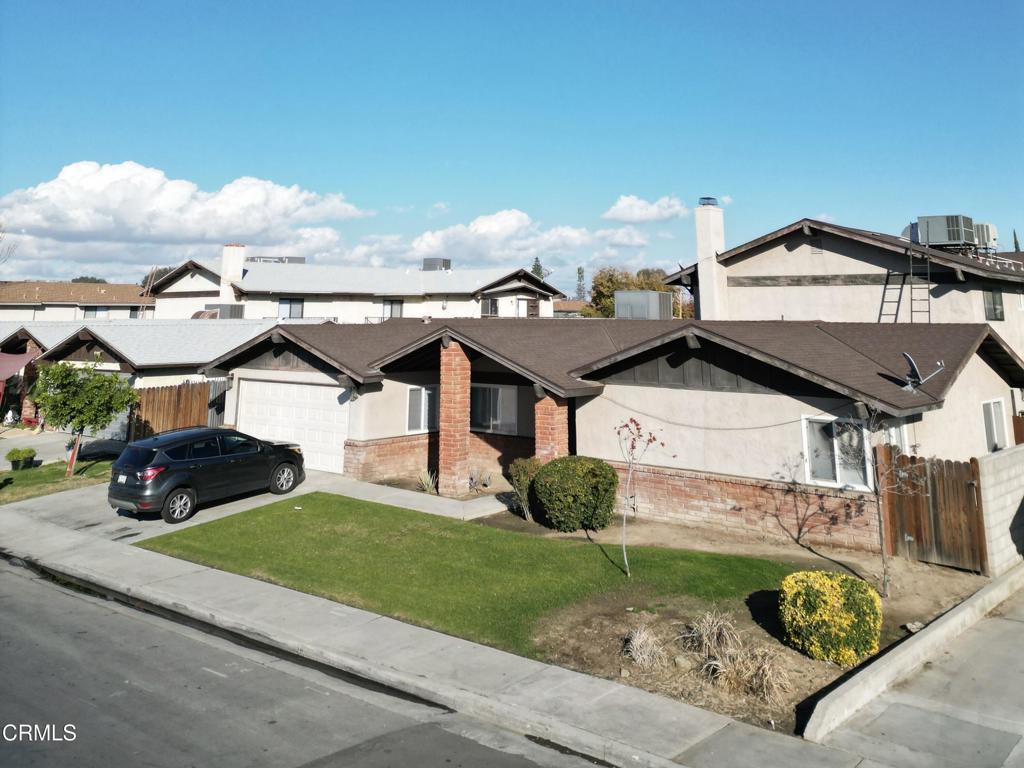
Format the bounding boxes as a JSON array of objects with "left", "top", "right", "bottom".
[
  {"left": 84, "top": 306, "right": 109, "bottom": 319},
  {"left": 982, "top": 397, "right": 1008, "bottom": 453},
  {"left": 406, "top": 385, "right": 438, "bottom": 434},
  {"left": 470, "top": 383, "right": 518, "bottom": 436},
  {"left": 383, "top": 299, "right": 404, "bottom": 319},
  {"left": 278, "top": 297, "right": 304, "bottom": 319},
  {"left": 800, "top": 415, "right": 872, "bottom": 491},
  {"left": 1018, "top": 288, "right": 1024, "bottom": 311},
  {"left": 881, "top": 419, "right": 908, "bottom": 455}
]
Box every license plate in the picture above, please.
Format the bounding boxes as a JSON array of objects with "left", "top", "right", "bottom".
[{"left": 117, "top": 474, "right": 127, "bottom": 484}]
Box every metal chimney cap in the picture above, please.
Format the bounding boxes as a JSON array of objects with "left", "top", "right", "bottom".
[{"left": 698, "top": 197, "right": 718, "bottom": 207}]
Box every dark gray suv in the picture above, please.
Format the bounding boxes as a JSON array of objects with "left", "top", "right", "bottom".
[{"left": 108, "top": 427, "right": 305, "bottom": 523}]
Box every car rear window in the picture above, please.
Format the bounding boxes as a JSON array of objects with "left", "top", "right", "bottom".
[
  {"left": 118, "top": 447, "right": 157, "bottom": 466},
  {"left": 163, "top": 444, "right": 189, "bottom": 461}
]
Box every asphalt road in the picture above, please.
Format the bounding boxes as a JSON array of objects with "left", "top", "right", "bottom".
[{"left": 0, "top": 561, "right": 592, "bottom": 768}]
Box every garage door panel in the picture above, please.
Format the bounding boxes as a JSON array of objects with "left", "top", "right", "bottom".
[{"left": 237, "top": 380, "right": 348, "bottom": 473}]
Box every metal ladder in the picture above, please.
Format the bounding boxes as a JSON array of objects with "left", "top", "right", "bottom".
[
  {"left": 878, "top": 270, "right": 906, "bottom": 323},
  {"left": 909, "top": 251, "right": 932, "bottom": 323}
]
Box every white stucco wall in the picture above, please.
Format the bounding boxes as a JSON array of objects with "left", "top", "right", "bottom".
[
  {"left": 908, "top": 354, "right": 1016, "bottom": 461},
  {"left": 976, "top": 443, "right": 1024, "bottom": 576},
  {"left": 575, "top": 383, "right": 854, "bottom": 484},
  {"left": 153, "top": 271, "right": 222, "bottom": 319},
  {"left": 0, "top": 304, "right": 140, "bottom": 321},
  {"left": 233, "top": 293, "right": 554, "bottom": 321}
]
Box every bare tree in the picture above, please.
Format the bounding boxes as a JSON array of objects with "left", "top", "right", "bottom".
[
  {"left": 615, "top": 418, "right": 662, "bottom": 578},
  {"left": 0, "top": 225, "right": 17, "bottom": 266}
]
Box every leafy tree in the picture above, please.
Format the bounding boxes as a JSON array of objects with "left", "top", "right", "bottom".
[
  {"left": 530, "top": 256, "right": 552, "bottom": 279},
  {"left": 32, "top": 362, "right": 138, "bottom": 476},
  {"left": 140, "top": 265, "right": 176, "bottom": 288},
  {"left": 575, "top": 266, "right": 586, "bottom": 300},
  {"left": 583, "top": 266, "right": 694, "bottom": 318},
  {"left": 1015, "top": 229, "right": 1021, "bottom": 253},
  {"left": 71, "top": 276, "right": 107, "bottom": 283}
]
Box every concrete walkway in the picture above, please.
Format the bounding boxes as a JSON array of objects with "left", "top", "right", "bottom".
[
  {"left": 0, "top": 502, "right": 870, "bottom": 768},
  {"left": 826, "top": 590, "right": 1024, "bottom": 768},
  {"left": 0, "top": 428, "right": 71, "bottom": 466}
]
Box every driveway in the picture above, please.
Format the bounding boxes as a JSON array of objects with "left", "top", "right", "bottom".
[
  {"left": 826, "top": 588, "right": 1024, "bottom": 768},
  {"left": 0, "top": 469, "right": 347, "bottom": 544}
]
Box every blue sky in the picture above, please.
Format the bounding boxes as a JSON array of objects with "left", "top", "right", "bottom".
[{"left": 1, "top": 0, "right": 1020, "bottom": 289}]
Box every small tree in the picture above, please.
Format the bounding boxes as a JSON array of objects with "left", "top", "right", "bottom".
[
  {"left": 615, "top": 418, "right": 662, "bottom": 578},
  {"left": 32, "top": 362, "right": 138, "bottom": 476},
  {"left": 0, "top": 224, "right": 17, "bottom": 266},
  {"left": 530, "top": 256, "right": 552, "bottom": 279},
  {"left": 71, "top": 276, "right": 107, "bottom": 283},
  {"left": 575, "top": 266, "right": 586, "bottom": 300}
]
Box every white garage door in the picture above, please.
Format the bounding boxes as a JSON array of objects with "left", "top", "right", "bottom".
[{"left": 236, "top": 380, "right": 349, "bottom": 473}]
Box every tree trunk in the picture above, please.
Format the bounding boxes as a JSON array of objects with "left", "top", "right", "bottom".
[
  {"left": 621, "top": 461, "right": 633, "bottom": 578},
  {"left": 65, "top": 431, "right": 82, "bottom": 479}
]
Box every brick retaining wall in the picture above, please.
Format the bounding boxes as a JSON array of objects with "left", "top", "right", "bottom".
[
  {"left": 612, "top": 461, "right": 881, "bottom": 552},
  {"left": 344, "top": 433, "right": 436, "bottom": 482}
]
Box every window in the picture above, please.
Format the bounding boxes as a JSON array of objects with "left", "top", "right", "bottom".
[
  {"left": 982, "top": 399, "right": 1007, "bottom": 452},
  {"left": 163, "top": 444, "right": 189, "bottom": 461},
  {"left": 278, "top": 298, "right": 304, "bottom": 319},
  {"left": 803, "top": 417, "right": 869, "bottom": 488},
  {"left": 881, "top": 419, "right": 908, "bottom": 454},
  {"left": 222, "top": 434, "right": 259, "bottom": 455},
  {"left": 129, "top": 307, "right": 140, "bottom": 319},
  {"left": 84, "top": 306, "right": 109, "bottom": 319},
  {"left": 383, "top": 299, "right": 404, "bottom": 319},
  {"left": 470, "top": 384, "right": 517, "bottom": 434},
  {"left": 407, "top": 385, "right": 438, "bottom": 432},
  {"left": 481, "top": 298, "right": 499, "bottom": 317},
  {"left": 984, "top": 289, "right": 1004, "bottom": 321},
  {"left": 189, "top": 437, "right": 221, "bottom": 459}
]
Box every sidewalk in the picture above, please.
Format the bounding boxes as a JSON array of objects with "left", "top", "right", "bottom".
[{"left": 0, "top": 506, "right": 871, "bottom": 768}]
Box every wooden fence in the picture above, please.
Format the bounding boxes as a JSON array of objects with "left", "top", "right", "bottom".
[
  {"left": 129, "top": 381, "right": 212, "bottom": 440},
  {"left": 877, "top": 444, "right": 988, "bottom": 573}
]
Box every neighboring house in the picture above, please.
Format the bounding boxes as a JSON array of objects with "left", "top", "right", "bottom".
[
  {"left": 554, "top": 299, "right": 588, "bottom": 317},
  {"left": 664, "top": 200, "right": 1024, "bottom": 355},
  {"left": 150, "top": 245, "right": 564, "bottom": 321},
  {"left": 0, "top": 281, "right": 153, "bottom": 321},
  {"left": 202, "top": 317, "right": 1024, "bottom": 551}
]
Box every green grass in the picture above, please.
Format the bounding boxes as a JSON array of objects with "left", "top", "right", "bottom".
[
  {"left": 0, "top": 459, "right": 113, "bottom": 504},
  {"left": 138, "top": 492, "right": 795, "bottom": 656}
]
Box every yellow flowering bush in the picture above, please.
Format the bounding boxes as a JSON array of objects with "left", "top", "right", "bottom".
[{"left": 779, "top": 571, "right": 882, "bottom": 667}]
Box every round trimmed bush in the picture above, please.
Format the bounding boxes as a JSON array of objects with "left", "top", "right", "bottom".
[
  {"left": 533, "top": 456, "right": 618, "bottom": 532},
  {"left": 779, "top": 570, "right": 882, "bottom": 667}
]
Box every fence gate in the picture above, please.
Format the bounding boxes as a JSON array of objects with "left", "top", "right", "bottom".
[
  {"left": 129, "top": 381, "right": 213, "bottom": 440},
  {"left": 877, "top": 445, "right": 988, "bottom": 573}
]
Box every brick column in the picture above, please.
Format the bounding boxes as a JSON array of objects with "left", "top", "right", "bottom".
[
  {"left": 438, "top": 341, "right": 471, "bottom": 497},
  {"left": 19, "top": 339, "right": 41, "bottom": 421},
  {"left": 535, "top": 393, "right": 569, "bottom": 462}
]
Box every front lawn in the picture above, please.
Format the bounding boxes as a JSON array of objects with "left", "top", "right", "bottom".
[
  {"left": 138, "top": 491, "right": 794, "bottom": 656},
  {"left": 0, "top": 459, "right": 113, "bottom": 505}
]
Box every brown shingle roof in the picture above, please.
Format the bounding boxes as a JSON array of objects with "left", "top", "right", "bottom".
[
  {"left": 206, "top": 318, "right": 1024, "bottom": 416},
  {"left": 0, "top": 281, "right": 152, "bottom": 306}
]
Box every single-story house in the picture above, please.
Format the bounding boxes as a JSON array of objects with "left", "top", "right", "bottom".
[
  {"left": 203, "top": 317, "right": 1024, "bottom": 551},
  {"left": 0, "top": 281, "right": 153, "bottom": 321}
]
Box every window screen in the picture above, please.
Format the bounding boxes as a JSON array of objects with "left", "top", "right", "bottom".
[
  {"left": 470, "top": 385, "right": 517, "bottom": 434},
  {"left": 984, "top": 289, "right": 1005, "bottom": 321},
  {"left": 805, "top": 419, "right": 837, "bottom": 483},
  {"left": 407, "top": 386, "right": 438, "bottom": 432},
  {"left": 983, "top": 400, "right": 1007, "bottom": 452},
  {"left": 835, "top": 422, "right": 868, "bottom": 486}
]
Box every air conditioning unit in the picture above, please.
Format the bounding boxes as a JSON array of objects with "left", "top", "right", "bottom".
[
  {"left": 614, "top": 290, "right": 674, "bottom": 320},
  {"left": 975, "top": 223, "right": 999, "bottom": 252},
  {"left": 917, "top": 215, "right": 976, "bottom": 247}
]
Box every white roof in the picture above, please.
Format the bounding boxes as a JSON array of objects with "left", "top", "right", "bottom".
[
  {"left": 233, "top": 263, "right": 548, "bottom": 297},
  {"left": 19, "top": 319, "right": 292, "bottom": 368}
]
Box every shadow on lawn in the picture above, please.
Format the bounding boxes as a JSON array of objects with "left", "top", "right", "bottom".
[{"left": 585, "top": 530, "right": 628, "bottom": 576}]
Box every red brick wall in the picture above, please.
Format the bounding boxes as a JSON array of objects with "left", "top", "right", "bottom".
[
  {"left": 344, "top": 433, "right": 436, "bottom": 482},
  {"left": 468, "top": 432, "right": 533, "bottom": 478},
  {"left": 535, "top": 394, "right": 569, "bottom": 462},
  {"left": 19, "top": 339, "right": 41, "bottom": 420},
  {"left": 438, "top": 341, "right": 471, "bottom": 496},
  {"left": 613, "top": 461, "right": 881, "bottom": 553}
]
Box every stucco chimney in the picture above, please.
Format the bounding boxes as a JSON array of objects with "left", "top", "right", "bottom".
[
  {"left": 220, "top": 243, "right": 246, "bottom": 302},
  {"left": 694, "top": 198, "right": 727, "bottom": 320}
]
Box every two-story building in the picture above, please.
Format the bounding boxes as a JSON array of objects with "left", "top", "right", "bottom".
[
  {"left": 0, "top": 281, "right": 153, "bottom": 321},
  {"left": 150, "top": 245, "right": 564, "bottom": 321},
  {"left": 665, "top": 201, "right": 1024, "bottom": 354}
]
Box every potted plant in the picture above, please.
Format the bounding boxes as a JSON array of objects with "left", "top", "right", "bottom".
[
  {"left": 20, "top": 447, "right": 37, "bottom": 469},
  {"left": 6, "top": 448, "right": 26, "bottom": 470}
]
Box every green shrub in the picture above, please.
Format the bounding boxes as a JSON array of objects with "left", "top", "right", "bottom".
[
  {"left": 779, "top": 570, "right": 882, "bottom": 666},
  {"left": 5, "top": 447, "right": 37, "bottom": 466},
  {"left": 509, "top": 457, "right": 542, "bottom": 520},
  {"left": 533, "top": 456, "right": 618, "bottom": 532}
]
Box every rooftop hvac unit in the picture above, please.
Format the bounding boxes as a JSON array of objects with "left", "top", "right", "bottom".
[
  {"left": 614, "top": 290, "right": 674, "bottom": 320},
  {"left": 244, "top": 255, "right": 306, "bottom": 264},
  {"left": 421, "top": 258, "right": 452, "bottom": 271},
  {"left": 975, "top": 223, "right": 999, "bottom": 252},
  {"left": 916, "top": 215, "right": 976, "bottom": 247}
]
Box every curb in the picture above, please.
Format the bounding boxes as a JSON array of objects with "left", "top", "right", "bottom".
[
  {"left": 7, "top": 547, "right": 691, "bottom": 768},
  {"left": 803, "top": 562, "right": 1024, "bottom": 742}
]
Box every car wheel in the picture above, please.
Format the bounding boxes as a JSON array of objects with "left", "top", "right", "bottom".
[
  {"left": 270, "top": 463, "right": 297, "bottom": 494},
  {"left": 161, "top": 488, "right": 196, "bottom": 524}
]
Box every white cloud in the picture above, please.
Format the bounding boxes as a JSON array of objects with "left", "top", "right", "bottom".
[
  {"left": 816, "top": 212, "right": 836, "bottom": 223},
  {"left": 0, "top": 161, "right": 661, "bottom": 290},
  {"left": 428, "top": 201, "right": 450, "bottom": 217},
  {"left": 601, "top": 194, "right": 689, "bottom": 223},
  {"left": 720, "top": 194, "right": 733, "bottom": 205}
]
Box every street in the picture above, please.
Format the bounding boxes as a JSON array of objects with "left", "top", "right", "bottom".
[{"left": 0, "top": 560, "right": 591, "bottom": 768}]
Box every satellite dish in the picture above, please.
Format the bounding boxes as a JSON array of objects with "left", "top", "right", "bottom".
[{"left": 902, "top": 352, "right": 945, "bottom": 392}]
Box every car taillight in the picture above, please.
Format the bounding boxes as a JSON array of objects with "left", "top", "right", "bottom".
[{"left": 136, "top": 466, "right": 166, "bottom": 483}]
